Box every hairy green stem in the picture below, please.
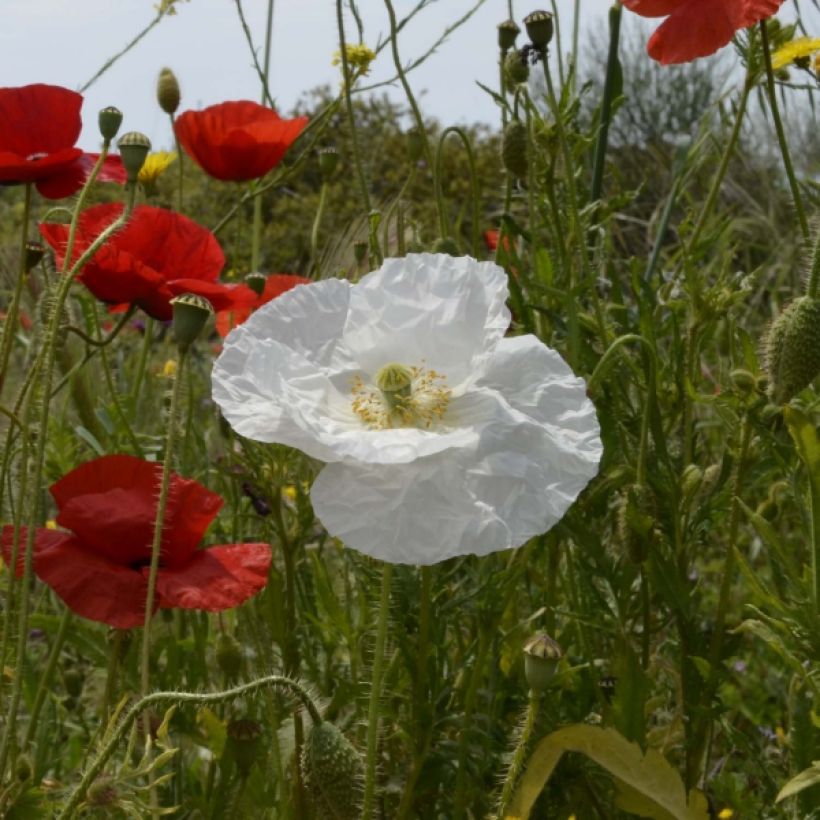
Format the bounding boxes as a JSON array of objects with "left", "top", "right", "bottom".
[
  {"left": 497, "top": 691, "right": 540, "bottom": 818},
  {"left": 362, "top": 563, "right": 393, "bottom": 820},
  {"left": 310, "top": 181, "right": 329, "bottom": 273}
]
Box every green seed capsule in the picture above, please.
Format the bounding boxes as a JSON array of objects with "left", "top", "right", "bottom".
[
  {"left": 502, "top": 120, "right": 528, "bottom": 179},
  {"left": 766, "top": 296, "right": 820, "bottom": 404}
]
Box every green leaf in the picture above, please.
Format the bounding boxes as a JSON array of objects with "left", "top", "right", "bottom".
[
  {"left": 776, "top": 761, "right": 820, "bottom": 802},
  {"left": 504, "top": 724, "right": 709, "bottom": 820},
  {"left": 784, "top": 406, "right": 820, "bottom": 499}
]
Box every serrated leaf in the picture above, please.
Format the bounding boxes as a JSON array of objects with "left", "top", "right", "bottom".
[
  {"left": 776, "top": 761, "right": 820, "bottom": 802},
  {"left": 505, "top": 724, "right": 708, "bottom": 820}
]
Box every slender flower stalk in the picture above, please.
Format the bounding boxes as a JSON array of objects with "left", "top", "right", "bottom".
[{"left": 497, "top": 690, "right": 540, "bottom": 818}]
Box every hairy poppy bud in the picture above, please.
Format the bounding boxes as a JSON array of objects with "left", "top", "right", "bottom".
[
  {"left": 216, "top": 632, "right": 244, "bottom": 680},
  {"left": 116, "top": 131, "right": 152, "bottom": 182},
  {"left": 766, "top": 296, "right": 820, "bottom": 404},
  {"left": 616, "top": 484, "right": 655, "bottom": 564},
  {"left": 406, "top": 129, "right": 425, "bottom": 163},
  {"left": 61, "top": 667, "right": 84, "bottom": 699},
  {"left": 157, "top": 67, "right": 181, "bottom": 115},
  {"left": 15, "top": 755, "right": 32, "bottom": 783},
  {"left": 502, "top": 120, "right": 528, "bottom": 178},
  {"left": 301, "top": 721, "right": 364, "bottom": 820},
  {"left": 171, "top": 293, "right": 214, "bottom": 352},
  {"left": 432, "top": 237, "right": 459, "bottom": 255},
  {"left": 24, "top": 241, "right": 45, "bottom": 272},
  {"left": 87, "top": 775, "right": 117, "bottom": 806},
  {"left": 98, "top": 106, "right": 123, "bottom": 143},
  {"left": 318, "top": 146, "right": 339, "bottom": 180},
  {"left": 524, "top": 10, "right": 554, "bottom": 50},
  {"left": 226, "top": 718, "right": 263, "bottom": 778},
  {"left": 504, "top": 49, "right": 530, "bottom": 85},
  {"left": 497, "top": 19, "right": 520, "bottom": 52},
  {"left": 523, "top": 633, "right": 562, "bottom": 692},
  {"left": 245, "top": 272, "right": 267, "bottom": 296}
]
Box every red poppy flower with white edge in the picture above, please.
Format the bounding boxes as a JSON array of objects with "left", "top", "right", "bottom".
[
  {"left": 0, "top": 84, "right": 126, "bottom": 198},
  {"left": 40, "top": 203, "right": 257, "bottom": 321},
  {"left": 174, "top": 101, "right": 308, "bottom": 182},
  {"left": 623, "top": 0, "right": 785, "bottom": 65},
  {"left": 215, "top": 273, "right": 312, "bottom": 337},
  {"left": 0, "top": 455, "right": 271, "bottom": 629}
]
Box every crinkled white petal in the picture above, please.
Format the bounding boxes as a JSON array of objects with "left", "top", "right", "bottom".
[
  {"left": 311, "top": 341, "right": 602, "bottom": 563},
  {"left": 343, "top": 254, "right": 511, "bottom": 393}
]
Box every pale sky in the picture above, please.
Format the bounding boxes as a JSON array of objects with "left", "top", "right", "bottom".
[{"left": 1, "top": 1, "right": 814, "bottom": 152}]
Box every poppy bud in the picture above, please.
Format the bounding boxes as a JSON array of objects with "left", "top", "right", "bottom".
[
  {"left": 502, "top": 120, "right": 528, "bottom": 178},
  {"left": 216, "top": 632, "right": 244, "bottom": 680},
  {"left": 523, "top": 633, "right": 562, "bottom": 692},
  {"left": 432, "top": 237, "right": 459, "bottom": 256},
  {"left": 765, "top": 296, "right": 820, "bottom": 404},
  {"left": 406, "top": 129, "right": 425, "bottom": 163},
  {"left": 87, "top": 775, "right": 117, "bottom": 806},
  {"left": 616, "top": 484, "right": 655, "bottom": 564},
  {"left": 171, "top": 293, "right": 214, "bottom": 352},
  {"left": 24, "top": 241, "right": 45, "bottom": 272},
  {"left": 504, "top": 49, "right": 530, "bottom": 85},
  {"left": 301, "top": 721, "right": 364, "bottom": 820},
  {"left": 62, "top": 667, "right": 84, "bottom": 699},
  {"left": 245, "top": 272, "right": 267, "bottom": 296},
  {"left": 98, "top": 106, "right": 123, "bottom": 143},
  {"left": 157, "top": 67, "right": 181, "bottom": 115},
  {"left": 524, "top": 10, "right": 554, "bottom": 50},
  {"left": 318, "top": 147, "right": 339, "bottom": 180},
  {"left": 241, "top": 481, "right": 272, "bottom": 516},
  {"left": 353, "top": 241, "right": 368, "bottom": 267},
  {"left": 226, "top": 718, "right": 263, "bottom": 778},
  {"left": 730, "top": 368, "right": 757, "bottom": 396},
  {"left": 680, "top": 464, "right": 703, "bottom": 504},
  {"left": 497, "top": 19, "right": 520, "bottom": 52},
  {"left": 117, "top": 131, "right": 152, "bottom": 182},
  {"left": 15, "top": 755, "right": 32, "bottom": 783}
]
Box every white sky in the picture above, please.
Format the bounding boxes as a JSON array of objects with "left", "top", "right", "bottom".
[{"left": 0, "top": 1, "right": 815, "bottom": 151}]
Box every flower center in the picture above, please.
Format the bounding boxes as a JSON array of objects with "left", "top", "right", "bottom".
[{"left": 351, "top": 362, "right": 451, "bottom": 430}]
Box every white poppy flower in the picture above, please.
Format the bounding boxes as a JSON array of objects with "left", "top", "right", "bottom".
[{"left": 212, "top": 253, "right": 602, "bottom": 565}]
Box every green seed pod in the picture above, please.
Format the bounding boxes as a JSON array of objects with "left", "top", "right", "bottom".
[
  {"left": 61, "top": 667, "right": 84, "bottom": 699},
  {"left": 24, "top": 241, "right": 45, "bottom": 272},
  {"left": 245, "top": 272, "right": 267, "bottom": 297},
  {"left": 766, "top": 296, "right": 820, "bottom": 404},
  {"left": 523, "top": 10, "right": 554, "bottom": 50},
  {"left": 98, "top": 106, "right": 123, "bottom": 143},
  {"left": 171, "top": 293, "right": 214, "bottom": 352},
  {"left": 504, "top": 49, "right": 530, "bottom": 86},
  {"left": 226, "top": 719, "right": 263, "bottom": 778},
  {"left": 215, "top": 632, "right": 244, "bottom": 680},
  {"left": 497, "top": 19, "right": 520, "bottom": 52},
  {"left": 730, "top": 368, "right": 758, "bottom": 396},
  {"left": 157, "top": 67, "right": 181, "bottom": 115},
  {"left": 301, "top": 721, "right": 364, "bottom": 820},
  {"left": 15, "top": 754, "right": 32, "bottom": 783},
  {"left": 523, "top": 633, "right": 562, "bottom": 692},
  {"left": 116, "top": 131, "right": 152, "bottom": 182},
  {"left": 502, "top": 120, "right": 528, "bottom": 179},
  {"left": 616, "top": 484, "right": 655, "bottom": 564},
  {"left": 432, "top": 237, "right": 459, "bottom": 255},
  {"left": 318, "top": 147, "right": 339, "bottom": 180}
]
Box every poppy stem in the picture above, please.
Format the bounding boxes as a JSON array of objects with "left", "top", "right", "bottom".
[
  {"left": 0, "top": 182, "right": 32, "bottom": 399},
  {"left": 760, "top": 20, "right": 810, "bottom": 244},
  {"left": 361, "top": 562, "right": 393, "bottom": 820}
]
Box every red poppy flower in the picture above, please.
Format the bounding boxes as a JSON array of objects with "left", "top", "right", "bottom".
[
  {"left": 0, "top": 84, "right": 127, "bottom": 198},
  {"left": 215, "top": 273, "right": 311, "bottom": 337},
  {"left": 40, "top": 203, "right": 257, "bottom": 321},
  {"left": 1, "top": 455, "right": 270, "bottom": 629},
  {"left": 623, "top": 0, "right": 785, "bottom": 64},
  {"left": 174, "top": 101, "right": 308, "bottom": 182}
]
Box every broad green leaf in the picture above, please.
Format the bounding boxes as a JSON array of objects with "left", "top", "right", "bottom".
[
  {"left": 504, "top": 724, "right": 708, "bottom": 820},
  {"left": 776, "top": 761, "right": 820, "bottom": 802}
]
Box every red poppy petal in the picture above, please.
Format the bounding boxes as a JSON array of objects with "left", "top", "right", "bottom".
[
  {"left": 51, "top": 454, "right": 222, "bottom": 567},
  {"left": 152, "top": 543, "right": 270, "bottom": 611},
  {"left": 622, "top": 0, "right": 681, "bottom": 16},
  {"left": 35, "top": 152, "right": 127, "bottom": 199},
  {"left": 734, "top": 0, "right": 784, "bottom": 26},
  {"left": 260, "top": 274, "right": 311, "bottom": 303},
  {"left": 34, "top": 535, "right": 150, "bottom": 628},
  {"left": 646, "top": 0, "right": 736, "bottom": 64},
  {"left": 0, "top": 84, "right": 82, "bottom": 156},
  {"left": 0, "top": 147, "right": 84, "bottom": 186},
  {"left": 1, "top": 526, "right": 73, "bottom": 577},
  {"left": 167, "top": 279, "right": 259, "bottom": 312}
]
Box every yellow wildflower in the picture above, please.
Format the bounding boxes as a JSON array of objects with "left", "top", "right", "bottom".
[
  {"left": 45, "top": 520, "right": 57, "bottom": 530},
  {"left": 718, "top": 810, "right": 734, "bottom": 819},
  {"left": 771, "top": 37, "right": 820, "bottom": 70},
  {"left": 138, "top": 151, "right": 177, "bottom": 191},
  {"left": 162, "top": 359, "right": 178, "bottom": 378},
  {"left": 332, "top": 43, "right": 376, "bottom": 78}
]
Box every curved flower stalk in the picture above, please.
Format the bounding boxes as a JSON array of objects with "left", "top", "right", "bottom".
[{"left": 213, "top": 252, "right": 603, "bottom": 564}]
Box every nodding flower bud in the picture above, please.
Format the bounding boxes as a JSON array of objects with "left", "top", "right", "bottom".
[
  {"left": 245, "top": 272, "right": 267, "bottom": 296},
  {"left": 171, "top": 293, "right": 214, "bottom": 352},
  {"left": 502, "top": 120, "right": 528, "bottom": 179},
  {"left": 116, "top": 131, "right": 152, "bottom": 182},
  {"left": 524, "top": 10, "right": 554, "bottom": 50},
  {"left": 406, "top": 128, "right": 425, "bottom": 163},
  {"left": 157, "top": 67, "right": 181, "bottom": 115},
  {"left": 766, "top": 296, "right": 820, "bottom": 404},
  {"left": 226, "top": 719, "right": 263, "bottom": 778},
  {"left": 504, "top": 48, "right": 530, "bottom": 86},
  {"left": 497, "top": 19, "right": 520, "bottom": 52},
  {"left": 301, "top": 721, "right": 364, "bottom": 820},
  {"left": 24, "top": 241, "right": 45, "bottom": 272},
  {"left": 98, "top": 106, "right": 123, "bottom": 143},
  {"left": 318, "top": 147, "right": 339, "bottom": 180},
  {"left": 523, "top": 633, "right": 563, "bottom": 692}
]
